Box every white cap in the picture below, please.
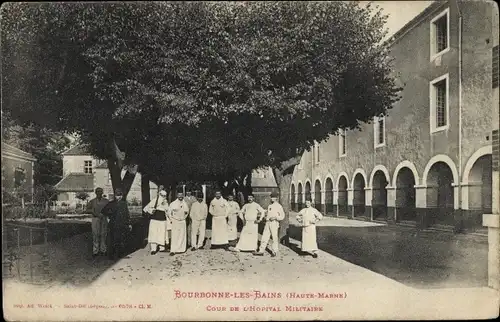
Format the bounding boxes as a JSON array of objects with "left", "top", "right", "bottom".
[{"left": 159, "top": 190, "right": 167, "bottom": 196}]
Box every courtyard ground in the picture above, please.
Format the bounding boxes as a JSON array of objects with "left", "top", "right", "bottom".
[{"left": 3, "top": 216, "right": 499, "bottom": 321}]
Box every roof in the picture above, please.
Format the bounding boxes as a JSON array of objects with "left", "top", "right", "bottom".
[
  {"left": 62, "top": 144, "right": 91, "bottom": 156},
  {"left": 384, "top": 0, "right": 447, "bottom": 47},
  {"left": 1, "top": 142, "right": 36, "bottom": 161},
  {"left": 54, "top": 173, "right": 94, "bottom": 192},
  {"left": 96, "top": 161, "right": 108, "bottom": 169},
  {"left": 251, "top": 168, "right": 278, "bottom": 188}
]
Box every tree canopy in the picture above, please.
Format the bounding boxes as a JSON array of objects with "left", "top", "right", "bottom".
[{"left": 2, "top": 1, "right": 400, "bottom": 213}]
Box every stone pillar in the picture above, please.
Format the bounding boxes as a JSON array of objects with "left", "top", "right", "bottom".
[
  {"left": 483, "top": 12, "right": 499, "bottom": 290},
  {"left": 415, "top": 185, "right": 427, "bottom": 228},
  {"left": 320, "top": 189, "right": 326, "bottom": 214},
  {"left": 386, "top": 186, "right": 396, "bottom": 223},
  {"left": 333, "top": 189, "right": 339, "bottom": 217},
  {"left": 347, "top": 188, "right": 354, "bottom": 219},
  {"left": 365, "top": 187, "right": 373, "bottom": 221}
]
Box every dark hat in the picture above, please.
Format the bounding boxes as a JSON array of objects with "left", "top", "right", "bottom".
[{"left": 270, "top": 191, "right": 279, "bottom": 198}]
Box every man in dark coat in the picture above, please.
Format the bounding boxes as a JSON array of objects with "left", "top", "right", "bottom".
[{"left": 103, "top": 189, "right": 132, "bottom": 260}]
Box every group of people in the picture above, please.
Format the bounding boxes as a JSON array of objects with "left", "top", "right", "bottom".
[
  {"left": 87, "top": 187, "right": 132, "bottom": 260},
  {"left": 87, "top": 186, "right": 325, "bottom": 260}
]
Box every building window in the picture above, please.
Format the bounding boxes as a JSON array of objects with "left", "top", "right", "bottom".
[
  {"left": 84, "top": 160, "right": 93, "bottom": 174},
  {"left": 493, "top": 45, "right": 499, "bottom": 88},
  {"left": 430, "top": 74, "right": 449, "bottom": 133},
  {"left": 374, "top": 116, "right": 386, "bottom": 148},
  {"left": 14, "top": 167, "right": 26, "bottom": 188},
  {"left": 430, "top": 8, "right": 450, "bottom": 60},
  {"left": 339, "top": 129, "right": 346, "bottom": 157}
]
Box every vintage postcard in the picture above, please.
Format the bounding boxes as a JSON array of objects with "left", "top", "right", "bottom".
[{"left": 2, "top": 0, "right": 500, "bottom": 320}]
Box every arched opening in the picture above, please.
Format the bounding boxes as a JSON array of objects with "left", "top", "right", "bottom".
[
  {"left": 467, "top": 155, "right": 492, "bottom": 229},
  {"left": 468, "top": 155, "right": 492, "bottom": 212},
  {"left": 372, "top": 170, "right": 388, "bottom": 220},
  {"left": 305, "top": 181, "right": 312, "bottom": 201},
  {"left": 314, "top": 179, "right": 322, "bottom": 210},
  {"left": 297, "top": 183, "right": 303, "bottom": 210},
  {"left": 395, "top": 167, "right": 416, "bottom": 222},
  {"left": 353, "top": 173, "right": 366, "bottom": 217},
  {"left": 337, "top": 176, "right": 348, "bottom": 216},
  {"left": 291, "top": 184, "right": 296, "bottom": 211},
  {"left": 426, "top": 162, "right": 454, "bottom": 226},
  {"left": 325, "top": 178, "right": 334, "bottom": 214}
]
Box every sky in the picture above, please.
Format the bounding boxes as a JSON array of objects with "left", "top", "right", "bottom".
[{"left": 363, "top": 1, "right": 435, "bottom": 40}]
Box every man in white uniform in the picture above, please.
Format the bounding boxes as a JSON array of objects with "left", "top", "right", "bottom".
[
  {"left": 184, "top": 190, "right": 197, "bottom": 247},
  {"left": 296, "top": 199, "right": 323, "bottom": 258},
  {"left": 209, "top": 190, "right": 229, "bottom": 250},
  {"left": 226, "top": 194, "right": 240, "bottom": 243},
  {"left": 189, "top": 192, "right": 208, "bottom": 251},
  {"left": 230, "top": 194, "right": 265, "bottom": 252},
  {"left": 168, "top": 191, "right": 189, "bottom": 255},
  {"left": 87, "top": 187, "right": 109, "bottom": 258},
  {"left": 143, "top": 190, "right": 169, "bottom": 255},
  {"left": 253, "top": 191, "right": 285, "bottom": 257}
]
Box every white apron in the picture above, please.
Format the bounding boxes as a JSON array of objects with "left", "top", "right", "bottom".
[
  {"left": 297, "top": 207, "right": 323, "bottom": 252},
  {"left": 235, "top": 221, "right": 259, "bottom": 251},
  {"left": 170, "top": 219, "right": 187, "bottom": 253},
  {"left": 301, "top": 224, "right": 318, "bottom": 252},
  {"left": 211, "top": 216, "right": 228, "bottom": 245},
  {"left": 227, "top": 214, "right": 238, "bottom": 241},
  {"left": 148, "top": 219, "right": 167, "bottom": 245}
]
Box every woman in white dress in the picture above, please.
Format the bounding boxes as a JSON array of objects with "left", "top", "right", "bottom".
[{"left": 296, "top": 199, "right": 323, "bottom": 258}]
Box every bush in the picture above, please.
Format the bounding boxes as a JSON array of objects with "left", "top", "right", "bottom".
[{"left": 3, "top": 205, "right": 49, "bottom": 219}]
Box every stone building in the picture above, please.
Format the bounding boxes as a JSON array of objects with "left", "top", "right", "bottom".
[
  {"left": 290, "top": 0, "right": 498, "bottom": 234},
  {"left": 1, "top": 142, "right": 36, "bottom": 205},
  {"left": 54, "top": 144, "right": 157, "bottom": 205}
]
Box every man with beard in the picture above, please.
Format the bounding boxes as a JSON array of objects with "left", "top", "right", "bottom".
[
  {"left": 209, "top": 190, "right": 229, "bottom": 250},
  {"left": 184, "top": 190, "right": 197, "bottom": 247},
  {"left": 168, "top": 190, "right": 189, "bottom": 255},
  {"left": 189, "top": 192, "right": 208, "bottom": 251},
  {"left": 230, "top": 194, "right": 265, "bottom": 253},
  {"left": 253, "top": 192, "right": 285, "bottom": 257},
  {"left": 143, "top": 190, "right": 169, "bottom": 255},
  {"left": 103, "top": 189, "right": 132, "bottom": 260},
  {"left": 87, "top": 187, "right": 109, "bottom": 258}
]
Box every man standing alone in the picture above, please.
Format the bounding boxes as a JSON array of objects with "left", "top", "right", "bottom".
[
  {"left": 253, "top": 192, "right": 285, "bottom": 257},
  {"left": 209, "top": 190, "right": 229, "bottom": 250},
  {"left": 189, "top": 192, "right": 208, "bottom": 251},
  {"left": 87, "top": 187, "right": 109, "bottom": 258}
]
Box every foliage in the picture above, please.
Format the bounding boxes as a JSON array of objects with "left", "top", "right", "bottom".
[
  {"left": 2, "top": 2, "right": 400, "bottom": 197},
  {"left": 75, "top": 191, "right": 90, "bottom": 201}
]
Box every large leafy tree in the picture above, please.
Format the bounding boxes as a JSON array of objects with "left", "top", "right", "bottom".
[{"left": 2, "top": 2, "right": 400, "bottom": 241}]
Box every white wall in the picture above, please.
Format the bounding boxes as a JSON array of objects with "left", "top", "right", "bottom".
[{"left": 62, "top": 155, "right": 101, "bottom": 176}]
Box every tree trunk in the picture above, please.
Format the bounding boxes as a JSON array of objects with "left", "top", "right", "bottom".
[
  {"left": 272, "top": 154, "right": 301, "bottom": 247},
  {"left": 141, "top": 174, "right": 151, "bottom": 209},
  {"left": 122, "top": 166, "right": 137, "bottom": 198},
  {"left": 274, "top": 168, "right": 294, "bottom": 246},
  {"left": 108, "top": 158, "right": 123, "bottom": 195}
]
